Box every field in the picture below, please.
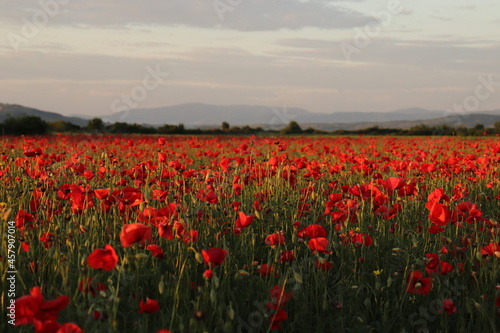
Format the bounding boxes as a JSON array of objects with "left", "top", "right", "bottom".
[{"left": 1, "top": 134, "right": 499, "bottom": 333}]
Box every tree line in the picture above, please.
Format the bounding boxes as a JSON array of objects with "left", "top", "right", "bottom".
[{"left": 2, "top": 115, "right": 500, "bottom": 136}]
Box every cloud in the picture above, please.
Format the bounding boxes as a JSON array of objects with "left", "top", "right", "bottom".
[
  {"left": 276, "top": 36, "right": 500, "bottom": 74},
  {"left": 431, "top": 15, "right": 453, "bottom": 22},
  {"left": 456, "top": 5, "right": 477, "bottom": 10},
  {"left": 0, "top": 0, "right": 373, "bottom": 31},
  {"left": 0, "top": 51, "right": 171, "bottom": 81}
]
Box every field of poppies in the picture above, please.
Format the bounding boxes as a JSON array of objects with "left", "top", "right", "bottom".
[{"left": 1, "top": 134, "right": 499, "bottom": 333}]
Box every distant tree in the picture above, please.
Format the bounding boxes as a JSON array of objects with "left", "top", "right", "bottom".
[
  {"left": 495, "top": 121, "right": 500, "bottom": 134},
  {"left": 408, "top": 124, "right": 432, "bottom": 136},
  {"left": 87, "top": 118, "right": 104, "bottom": 132},
  {"left": 1, "top": 115, "right": 49, "bottom": 135},
  {"left": 49, "top": 121, "right": 81, "bottom": 133},
  {"left": 280, "top": 121, "right": 302, "bottom": 134},
  {"left": 222, "top": 121, "right": 230, "bottom": 131},
  {"left": 158, "top": 123, "right": 186, "bottom": 134},
  {"left": 471, "top": 123, "right": 485, "bottom": 136}
]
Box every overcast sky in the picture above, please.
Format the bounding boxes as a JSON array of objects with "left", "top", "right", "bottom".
[{"left": 0, "top": 0, "right": 499, "bottom": 117}]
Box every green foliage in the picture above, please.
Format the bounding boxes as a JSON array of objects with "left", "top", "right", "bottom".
[
  {"left": 3, "top": 113, "right": 500, "bottom": 137},
  {"left": 0, "top": 115, "right": 49, "bottom": 135},
  {"left": 494, "top": 121, "right": 500, "bottom": 133},
  {"left": 107, "top": 122, "right": 157, "bottom": 134},
  {"left": 157, "top": 123, "right": 186, "bottom": 134},
  {"left": 280, "top": 121, "right": 303, "bottom": 134},
  {"left": 49, "top": 121, "right": 82, "bottom": 133},
  {"left": 87, "top": 118, "right": 105, "bottom": 132}
]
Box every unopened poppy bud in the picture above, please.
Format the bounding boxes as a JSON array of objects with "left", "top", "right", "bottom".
[
  {"left": 203, "top": 269, "right": 213, "bottom": 279},
  {"left": 194, "top": 252, "right": 204, "bottom": 264},
  {"left": 238, "top": 270, "right": 250, "bottom": 276}
]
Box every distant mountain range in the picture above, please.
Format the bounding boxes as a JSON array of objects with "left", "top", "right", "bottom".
[
  {"left": 98, "top": 103, "right": 452, "bottom": 127},
  {"left": 2, "top": 102, "right": 500, "bottom": 131},
  {"left": 0, "top": 103, "right": 88, "bottom": 126}
]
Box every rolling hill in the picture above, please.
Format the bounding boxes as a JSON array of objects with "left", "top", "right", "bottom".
[
  {"left": 99, "top": 103, "right": 449, "bottom": 127},
  {"left": 2, "top": 102, "right": 500, "bottom": 131},
  {"left": 0, "top": 103, "right": 88, "bottom": 126}
]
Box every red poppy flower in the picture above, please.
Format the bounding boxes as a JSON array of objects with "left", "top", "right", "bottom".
[
  {"left": 15, "top": 286, "right": 70, "bottom": 327},
  {"left": 265, "top": 233, "right": 285, "bottom": 246},
  {"left": 87, "top": 244, "right": 119, "bottom": 271},
  {"left": 308, "top": 237, "right": 331, "bottom": 254},
  {"left": 280, "top": 250, "right": 295, "bottom": 263},
  {"left": 383, "top": 177, "right": 406, "bottom": 195},
  {"left": 237, "top": 211, "right": 255, "bottom": 228},
  {"left": 203, "top": 269, "right": 214, "bottom": 279},
  {"left": 204, "top": 190, "right": 218, "bottom": 204},
  {"left": 298, "top": 224, "right": 327, "bottom": 239},
  {"left": 267, "top": 285, "right": 293, "bottom": 310},
  {"left": 373, "top": 203, "right": 398, "bottom": 220},
  {"left": 315, "top": 259, "right": 333, "bottom": 271},
  {"left": 93, "top": 311, "right": 108, "bottom": 321},
  {"left": 438, "top": 262, "right": 453, "bottom": 275},
  {"left": 252, "top": 200, "right": 262, "bottom": 211},
  {"left": 147, "top": 244, "right": 165, "bottom": 259},
  {"left": 24, "top": 147, "right": 43, "bottom": 157},
  {"left": 428, "top": 224, "right": 445, "bottom": 233},
  {"left": 257, "top": 264, "right": 278, "bottom": 277},
  {"left": 442, "top": 299, "right": 457, "bottom": 314},
  {"left": 351, "top": 233, "right": 373, "bottom": 247},
  {"left": 22, "top": 242, "right": 30, "bottom": 252},
  {"left": 93, "top": 188, "right": 110, "bottom": 200},
  {"left": 78, "top": 277, "right": 106, "bottom": 297},
  {"left": 481, "top": 243, "right": 500, "bottom": 258},
  {"left": 158, "top": 221, "right": 174, "bottom": 240},
  {"left": 15, "top": 210, "right": 35, "bottom": 230},
  {"left": 40, "top": 232, "right": 55, "bottom": 249},
  {"left": 270, "top": 309, "right": 288, "bottom": 330},
  {"left": 183, "top": 230, "right": 199, "bottom": 244},
  {"left": 405, "top": 270, "right": 433, "bottom": 295},
  {"left": 139, "top": 299, "right": 160, "bottom": 313},
  {"left": 297, "top": 203, "right": 311, "bottom": 217},
  {"left": 57, "top": 322, "right": 84, "bottom": 333},
  {"left": 426, "top": 188, "right": 450, "bottom": 207},
  {"left": 120, "top": 223, "right": 152, "bottom": 248},
  {"left": 428, "top": 203, "right": 451, "bottom": 226},
  {"left": 201, "top": 248, "right": 228, "bottom": 267},
  {"left": 425, "top": 253, "right": 440, "bottom": 275}
]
